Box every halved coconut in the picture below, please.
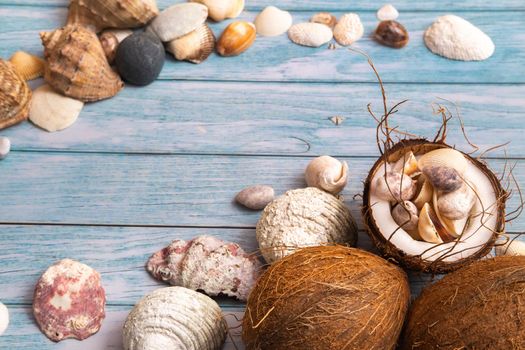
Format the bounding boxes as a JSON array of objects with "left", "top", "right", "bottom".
[{"left": 363, "top": 139, "right": 506, "bottom": 273}]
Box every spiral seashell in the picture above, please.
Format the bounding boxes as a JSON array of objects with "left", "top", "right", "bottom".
[
  {"left": 191, "top": 0, "right": 244, "bottom": 22},
  {"left": 122, "top": 287, "right": 227, "bottom": 350},
  {"left": 67, "top": 0, "right": 159, "bottom": 33},
  {"left": 0, "top": 60, "right": 31, "bottom": 130},
  {"left": 167, "top": 23, "right": 215, "bottom": 64},
  {"left": 41, "top": 25, "right": 124, "bottom": 102},
  {"left": 373, "top": 171, "right": 417, "bottom": 202},
  {"left": 9, "top": 51, "right": 45, "bottom": 81},
  {"left": 305, "top": 155, "right": 348, "bottom": 195}
]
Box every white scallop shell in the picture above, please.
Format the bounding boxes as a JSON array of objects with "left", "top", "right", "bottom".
[
  {"left": 495, "top": 239, "right": 525, "bottom": 257},
  {"left": 0, "top": 302, "right": 8, "bottom": 336},
  {"left": 424, "top": 14, "right": 495, "bottom": 61},
  {"left": 333, "top": 13, "right": 364, "bottom": 46},
  {"left": 147, "top": 3, "right": 208, "bottom": 42},
  {"left": 377, "top": 4, "right": 399, "bottom": 21},
  {"left": 288, "top": 22, "right": 333, "bottom": 47},
  {"left": 254, "top": 6, "right": 293, "bottom": 37}
]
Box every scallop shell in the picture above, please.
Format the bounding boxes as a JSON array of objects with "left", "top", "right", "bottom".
[
  {"left": 166, "top": 23, "right": 215, "bottom": 64},
  {"left": 147, "top": 3, "right": 208, "bottom": 42},
  {"left": 377, "top": 4, "right": 399, "bottom": 21},
  {"left": 288, "top": 22, "right": 333, "bottom": 48},
  {"left": 0, "top": 60, "right": 31, "bottom": 130},
  {"left": 191, "top": 0, "right": 244, "bottom": 22},
  {"left": 67, "top": 0, "right": 159, "bottom": 33},
  {"left": 41, "top": 25, "right": 124, "bottom": 102},
  {"left": 333, "top": 13, "right": 364, "bottom": 46},
  {"left": 418, "top": 148, "right": 468, "bottom": 175},
  {"left": 9, "top": 51, "right": 45, "bottom": 81},
  {"left": 122, "top": 287, "right": 227, "bottom": 350},
  {"left": 310, "top": 12, "right": 337, "bottom": 29},
  {"left": 29, "top": 84, "right": 84, "bottom": 132},
  {"left": 495, "top": 239, "right": 525, "bottom": 257},
  {"left": 254, "top": 6, "right": 293, "bottom": 37}
]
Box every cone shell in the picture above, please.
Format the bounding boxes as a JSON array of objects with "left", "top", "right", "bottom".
[
  {"left": 191, "top": 0, "right": 244, "bottom": 22},
  {"left": 0, "top": 60, "right": 31, "bottom": 130},
  {"left": 9, "top": 51, "right": 45, "bottom": 81},
  {"left": 167, "top": 23, "right": 215, "bottom": 64},
  {"left": 67, "top": 0, "right": 159, "bottom": 33},
  {"left": 41, "top": 25, "right": 124, "bottom": 102}
]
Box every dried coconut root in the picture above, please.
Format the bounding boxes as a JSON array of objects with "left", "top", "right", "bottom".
[{"left": 146, "top": 235, "right": 261, "bottom": 301}]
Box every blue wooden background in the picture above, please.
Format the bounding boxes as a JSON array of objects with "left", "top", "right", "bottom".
[{"left": 1, "top": 0, "right": 524, "bottom": 348}]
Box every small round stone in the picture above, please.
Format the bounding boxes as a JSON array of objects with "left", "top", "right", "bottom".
[
  {"left": 0, "top": 137, "right": 10, "bottom": 160},
  {"left": 115, "top": 32, "right": 165, "bottom": 86}
]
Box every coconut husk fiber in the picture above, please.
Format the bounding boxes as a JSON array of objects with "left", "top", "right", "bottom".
[{"left": 242, "top": 245, "right": 410, "bottom": 350}]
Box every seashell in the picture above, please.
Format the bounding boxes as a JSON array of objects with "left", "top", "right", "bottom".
[
  {"left": 413, "top": 177, "right": 433, "bottom": 210},
  {"left": 392, "top": 201, "right": 419, "bottom": 238},
  {"left": 147, "top": 235, "right": 262, "bottom": 301},
  {"left": 418, "top": 202, "right": 456, "bottom": 244},
  {"left": 166, "top": 23, "right": 215, "bottom": 64},
  {"left": 123, "top": 287, "right": 227, "bottom": 350},
  {"left": 29, "top": 84, "right": 84, "bottom": 132},
  {"left": 333, "top": 13, "right": 364, "bottom": 46},
  {"left": 0, "top": 137, "right": 10, "bottom": 160},
  {"left": 41, "top": 25, "right": 123, "bottom": 102},
  {"left": 288, "top": 22, "right": 333, "bottom": 48},
  {"left": 254, "top": 6, "right": 293, "bottom": 37},
  {"left": 418, "top": 148, "right": 468, "bottom": 175},
  {"left": 0, "top": 60, "right": 31, "bottom": 130},
  {"left": 305, "top": 155, "right": 348, "bottom": 195},
  {"left": 33, "top": 259, "right": 105, "bottom": 342},
  {"left": 422, "top": 166, "right": 464, "bottom": 193},
  {"left": 99, "top": 29, "right": 133, "bottom": 64},
  {"left": 67, "top": 0, "right": 158, "bottom": 33},
  {"left": 377, "top": 4, "right": 399, "bottom": 21},
  {"left": 495, "top": 239, "right": 525, "bottom": 257},
  {"left": 217, "top": 21, "right": 256, "bottom": 57},
  {"left": 115, "top": 32, "right": 165, "bottom": 86},
  {"left": 424, "top": 15, "right": 495, "bottom": 61},
  {"left": 432, "top": 191, "right": 468, "bottom": 237},
  {"left": 191, "top": 0, "right": 244, "bottom": 22},
  {"left": 0, "top": 302, "right": 8, "bottom": 336},
  {"left": 374, "top": 20, "right": 409, "bottom": 48},
  {"left": 392, "top": 151, "right": 419, "bottom": 176},
  {"left": 310, "top": 12, "right": 337, "bottom": 29},
  {"left": 373, "top": 171, "right": 417, "bottom": 202},
  {"left": 235, "top": 185, "right": 275, "bottom": 210},
  {"left": 147, "top": 3, "right": 208, "bottom": 42},
  {"left": 9, "top": 51, "right": 45, "bottom": 81},
  {"left": 436, "top": 182, "right": 476, "bottom": 220}
]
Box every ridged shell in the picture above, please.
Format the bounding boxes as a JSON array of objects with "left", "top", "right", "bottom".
[
  {"left": 0, "top": 60, "right": 31, "bottom": 130},
  {"left": 191, "top": 0, "right": 244, "bottom": 22},
  {"left": 373, "top": 171, "right": 417, "bottom": 202},
  {"left": 41, "top": 25, "right": 124, "bottom": 102},
  {"left": 418, "top": 148, "right": 468, "bottom": 175},
  {"left": 122, "top": 287, "right": 227, "bottom": 350},
  {"left": 495, "top": 239, "right": 525, "bottom": 257},
  {"left": 167, "top": 23, "right": 215, "bottom": 64},
  {"left": 333, "top": 13, "right": 364, "bottom": 46},
  {"left": 254, "top": 6, "right": 293, "bottom": 37},
  {"left": 67, "top": 0, "right": 159, "bottom": 33},
  {"left": 288, "top": 22, "right": 333, "bottom": 48},
  {"left": 9, "top": 51, "right": 45, "bottom": 81},
  {"left": 147, "top": 3, "right": 208, "bottom": 42}
]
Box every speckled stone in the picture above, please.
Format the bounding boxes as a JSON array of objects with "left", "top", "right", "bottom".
[{"left": 115, "top": 32, "right": 165, "bottom": 86}]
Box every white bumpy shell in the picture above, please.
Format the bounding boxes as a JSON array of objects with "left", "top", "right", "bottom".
[{"left": 123, "top": 287, "right": 227, "bottom": 350}]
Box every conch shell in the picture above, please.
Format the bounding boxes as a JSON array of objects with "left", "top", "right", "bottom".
[
  {"left": 9, "top": 51, "right": 45, "bottom": 81},
  {"left": 41, "top": 25, "right": 124, "bottom": 102},
  {"left": 67, "top": 0, "right": 159, "bottom": 33},
  {"left": 0, "top": 59, "right": 31, "bottom": 130}
]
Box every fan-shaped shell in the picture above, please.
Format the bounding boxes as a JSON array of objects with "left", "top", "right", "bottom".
[
  {"left": 0, "top": 60, "right": 31, "bottom": 130},
  {"left": 191, "top": 0, "right": 244, "bottom": 22},
  {"left": 41, "top": 25, "right": 124, "bottom": 102},
  {"left": 166, "top": 23, "right": 215, "bottom": 64},
  {"left": 288, "top": 22, "right": 333, "bottom": 47},
  {"left": 9, "top": 51, "right": 45, "bottom": 81},
  {"left": 67, "top": 0, "right": 159, "bottom": 33},
  {"left": 147, "top": 3, "right": 208, "bottom": 42}
]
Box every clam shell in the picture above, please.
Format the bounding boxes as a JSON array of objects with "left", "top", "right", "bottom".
[
  {"left": 310, "top": 12, "right": 337, "bottom": 29},
  {"left": 167, "top": 23, "right": 215, "bottom": 64},
  {"left": 217, "top": 21, "right": 256, "bottom": 57},
  {"left": 333, "top": 13, "right": 364, "bottom": 46},
  {"left": 288, "top": 22, "right": 333, "bottom": 48},
  {"left": 0, "top": 60, "right": 31, "bottom": 130},
  {"left": 29, "top": 84, "right": 84, "bottom": 132},
  {"left": 41, "top": 25, "right": 124, "bottom": 102},
  {"left": 254, "top": 6, "right": 293, "bottom": 37},
  {"left": 495, "top": 239, "right": 525, "bottom": 257},
  {"left": 436, "top": 182, "right": 476, "bottom": 220},
  {"left": 147, "top": 3, "right": 208, "bottom": 42},
  {"left": 67, "top": 0, "right": 158, "bottom": 33},
  {"left": 9, "top": 51, "right": 45, "bottom": 81},
  {"left": 424, "top": 15, "right": 495, "bottom": 61},
  {"left": 418, "top": 148, "right": 468, "bottom": 176},
  {"left": 377, "top": 4, "right": 399, "bottom": 21},
  {"left": 191, "top": 0, "right": 244, "bottom": 22},
  {"left": 413, "top": 177, "right": 433, "bottom": 210}
]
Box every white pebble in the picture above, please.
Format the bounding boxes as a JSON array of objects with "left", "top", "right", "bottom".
[
  {"left": 0, "top": 137, "right": 10, "bottom": 160},
  {"left": 377, "top": 4, "right": 399, "bottom": 21},
  {"left": 0, "top": 302, "right": 9, "bottom": 336}
]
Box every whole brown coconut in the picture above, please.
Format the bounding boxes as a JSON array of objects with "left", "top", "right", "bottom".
[
  {"left": 242, "top": 246, "right": 410, "bottom": 350},
  {"left": 402, "top": 256, "right": 525, "bottom": 349}
]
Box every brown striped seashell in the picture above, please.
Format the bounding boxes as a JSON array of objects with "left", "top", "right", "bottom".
[
  {"left": 9, "top": 51, "right": 45, "bottom": 81},
  {"left": 166, "top": 23, "right": 215, "bottom": 64},
  {"left": 67, "top": 0, "right": 159, "bottom": 33},
  {"left": 0, "top": 60, "right": 32, "bottom": 130},
  {"left": 41, "top": 25, "right": 124, "bottom": 102}
]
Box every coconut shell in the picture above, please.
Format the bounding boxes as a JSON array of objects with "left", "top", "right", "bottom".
[
  {"left": 363, "top": 139, "right": 506, "bottom": 274},
  {"left": 243, "top": 246, "right": 410, "bottom": 350},
  {"left": 0, "top": 60, "right": 31, "bottom": 130},
  {"left": 402, "top": 256, "right": 525, "bottom": 349}
]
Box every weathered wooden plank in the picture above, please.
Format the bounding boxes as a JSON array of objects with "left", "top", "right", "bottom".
[
  {"left": 1, "top": 7, "right": 523, "bottom": 83},
  {"left": 3, "top": 81, "right": 524, "bottom": 157}
]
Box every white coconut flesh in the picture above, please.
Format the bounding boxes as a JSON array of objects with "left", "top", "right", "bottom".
[{"left": 370, "top": 156, "right": 498, "bottom": 262}]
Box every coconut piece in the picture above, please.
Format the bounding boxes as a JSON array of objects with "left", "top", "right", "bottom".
[
  {"left": 33, "top": 259, "right": 105, "bottom": 342},
  {"left": 243, "top": 246, "right": 410, "bottom": 349},
  {"left": 147, "top": 3, "right": 208, "bottom": 42},
  {"left": 305, "top": 155, "right": 348, "bottom": 195},
  {"left": 0, "top": 302, "right": 8, "bottom": 336},
  {"left": 254, "top": 6, "right": 292, "bottom": 37},
  {"left": 333, "top": 13, "right": 364, "bottom": 46},
  {"left": 495, "top": 239, "right": 525, "bottom": 256},
  {"left": 288, "top": 23, "right": 333, "bottom": 47},
  {"left": 377, "top": 4, "right": 399, "bottom": 21},
  {"left": 0, "top": 137, "right": 10, "bottom": 160},
  {"left": 424, "top": 14, "right": 495, "bottom": 61},
  {"left": 235, "top": 185, "right": 274, "bottom": 210}
]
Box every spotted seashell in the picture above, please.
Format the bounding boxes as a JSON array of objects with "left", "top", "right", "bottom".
[{"left": 0, "top": 60, "right": 31, "bottom": 130}]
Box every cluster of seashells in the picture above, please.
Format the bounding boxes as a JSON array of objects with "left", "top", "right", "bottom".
[{"left": 372, "top": 148, "right": 478, "bottom": 244}]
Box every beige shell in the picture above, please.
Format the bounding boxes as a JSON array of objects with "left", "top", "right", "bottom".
[
  {"left": 147, "top": 3, "right": 208, "bottom": 42},
  {"left": 67, "top": 0, "right": 158, "bottom": 33},
  {"left": 436, "top": 182, "right": 476, "bottom": 220},
  {"left": 310, "top": 12, "right": 337, "bottom": 29},
  {"left": 216, "top": 21, "right": 256, "bottom": 57},
  {"left": 0, "top": 60, "right": 32, "bottom": 130},
  {"left": 288, "top": 22, "right": 333, "bottom": 47},
  {"left": 122, "top": 287, "right": 227, "bottom": 350},
  {"left": 418, "top": 148, "right": 468, "bottom": 175},
  {"left": 373, "top": 171, "right": 417, "bottom": 202},
  {"left": 41, "top": 25, "right": 124, "bottom": 102},
  {"left": 495, "top": 239, "right": 525, "bottom": 257},
  {"left": 167, "top": 23, "right": 215, "bottom": 64},
  {"left": 29, "top": 84, "right": 84, "bottom": 132},
  {"left": 191, "top": 0, "right": 244, "bottom": 22},
  {"left": 413, "top": 177, "right": 433, "bottom": 210},
  {"left": 9, "top": 51, "right": 45, "bottom": 81},
  {"left": 418, "top": 203, "right": 443, "bottom": 244},
  {"left": 99, "top": 29, "right": 133, "bottom": 64},
  {"left": 333, "top": 13, "right": 364, "bottom": 46},
  {"left": 377, "top": 4, "right": 399, "bottom": 21},
  {"left": 392, "top": 151, "right": 419, "bottom": 176},
  {"left": 254, "top": 6, "right": 293, "bottom": 37},
  {"left": 392, "top": 201, "right": 420, "bottom": 238},
  {"left": 304, "top": 155, "right": 348, "bottom": 195},
  {"left": 432, "top": 191, "right": 468, "bottom": 238}
]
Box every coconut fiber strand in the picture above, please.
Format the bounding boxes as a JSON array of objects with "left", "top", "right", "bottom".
[{"left": 242, "top": 246, "right": 410, "bottom": 350}]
